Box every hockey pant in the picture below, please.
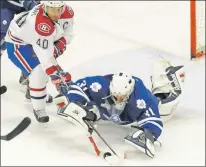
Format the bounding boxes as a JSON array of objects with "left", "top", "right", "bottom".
[{"left": 6, "top": 42, "right": 49, "bottom": 111}]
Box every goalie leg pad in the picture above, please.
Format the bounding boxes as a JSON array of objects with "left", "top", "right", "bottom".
[{"left": 57, "top": 102, "right": 90, "bottom": 132}]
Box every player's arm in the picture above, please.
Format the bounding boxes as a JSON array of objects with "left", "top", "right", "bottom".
[
  {"left": 124, "top": 79, "right": 163, "bottom": 158},
  {"left": 33, "top": 33, "right": 72, "bottom": 95},
  {"left": 136, "top": 79, "right": 163, "bottom": 138},
  {"left": 138, "top": 95, "right": 162, "bottom": 138},
  {"left": 67, "top": 80, "right": 91, "bottom": 105},
  {"left": 55, "top": 77, "right": 98, "bottom": 107},
  {"left": 53, "top": 6, "right": 74, "bottom": 58},
  {"left": 33, "top": 18, "right": 71, "bottom": 95}
]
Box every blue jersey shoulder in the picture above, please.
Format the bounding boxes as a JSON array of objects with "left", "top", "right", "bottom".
[{"left": 75, "top": 75, "right": 112, "bottom": 98}]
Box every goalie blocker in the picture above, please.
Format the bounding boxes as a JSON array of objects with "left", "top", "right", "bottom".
[{"left": 56, "top": 99, "right": 101, "bottom": 135}]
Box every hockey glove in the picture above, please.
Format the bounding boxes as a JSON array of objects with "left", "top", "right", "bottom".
[
  {"left": 81, "top": 102, "right": 101, "bottom": 122},
  {"left": 57, "top": 102, "right": 100, "bottom": 135},
  {"left": 53, "top": 37, "right": 67, "bottom": 58},
  {"left": 124, "top": 126, "right": 160, "bottom": 158},
  {"left": 46, "top": 65, "right": 72, "bottom": 95}
]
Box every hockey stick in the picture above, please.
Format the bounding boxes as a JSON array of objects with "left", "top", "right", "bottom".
[
  {"left": 85, "top": 120, "right": 119, "bottom": 157},
  {"left": 88, "top": 135, "right": 101, "bottom": 155},
  {"left": 87, "top": 127, "right": 115, "bottom": 158},
  {"left": 56, "top": 66, "right": 118, "bottom": 158},
  {"left": 1, "top": 117, "right": 31, "bottom": 141},
  {"left": 0, "top": 85, "right": 7, "bottom": 95},
  {"left": 85, "top": 121, "right": 125, "bottom": 165}
]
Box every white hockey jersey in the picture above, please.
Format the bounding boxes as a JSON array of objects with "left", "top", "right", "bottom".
[{"left": 5, "top": 4, "right": 74, "bottom": 71}]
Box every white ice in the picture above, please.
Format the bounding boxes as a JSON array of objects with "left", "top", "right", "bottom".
[{"left": 1, "top": 1, "right": 205, "bottom": 166}]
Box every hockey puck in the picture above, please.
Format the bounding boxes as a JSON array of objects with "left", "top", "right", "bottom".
[
  {"left": 0, "top": 85, "right": 7, "bottom": 95},
  {"left": 103, "top": 152, "right": 112, "bottom": 158}
]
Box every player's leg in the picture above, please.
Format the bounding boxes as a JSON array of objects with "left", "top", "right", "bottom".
[
  {"left": 24, "top": 67, "right": 53, "bottom": 103},
  {"left": 24, "top": 66, "right": 53, "bottom": 104},
  {"left": 6, "top": 43, "right": 49, "bottom": 123},
  {"left": 19, "top": 71, "right": 28, "bottom": 85},
  {"left": 151, "top": 57, "right": 184, "bottom": 122},
  {"left": 28, "top": 65, "right": 50, "bottom": 122}
]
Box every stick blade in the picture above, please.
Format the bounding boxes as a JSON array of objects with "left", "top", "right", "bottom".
[
  {"left": 0, "top": 85, "right": 7, "bottom": 95},
  {"left": 1, "top": 117, "right": 31, "bottom": 141}
]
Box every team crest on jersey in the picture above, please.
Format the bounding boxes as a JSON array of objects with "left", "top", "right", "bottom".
[
  {"left": 136, "top": 99, "right": 146, "bottom": 109},
  {"left": 38, "top": 23, "right": 51, "bottom": 34},
  {"left": 90, "top": 82, "right": 102, "bottom": 92},
  {"left": 3, "top": 20, "right": 7, "bottom": 25}
]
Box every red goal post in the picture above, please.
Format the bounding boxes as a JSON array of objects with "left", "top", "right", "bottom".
[{"left": 190, "top": 0, "right": 205, "bottom": 59}]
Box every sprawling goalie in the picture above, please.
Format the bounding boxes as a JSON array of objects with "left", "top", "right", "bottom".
[{"left": 54, "top": 57, "right": 185, "bottom": 158}]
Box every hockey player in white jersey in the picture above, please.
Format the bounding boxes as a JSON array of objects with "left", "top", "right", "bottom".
[{"left": 5, "top": 1, "right": 74, "bottom": 123}]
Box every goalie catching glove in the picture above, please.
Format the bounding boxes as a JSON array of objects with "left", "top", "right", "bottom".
[{"left": 56, "top": 100, "right": 101, "bottom": 134}]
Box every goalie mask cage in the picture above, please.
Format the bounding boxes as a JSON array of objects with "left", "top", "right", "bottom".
[{"left": 190, "top": 0, "right": 205, "bottom": 59}]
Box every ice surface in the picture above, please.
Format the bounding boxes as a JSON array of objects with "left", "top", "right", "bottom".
[{"left": 1, "top": 1, "right": 205, "bottom": 166}]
